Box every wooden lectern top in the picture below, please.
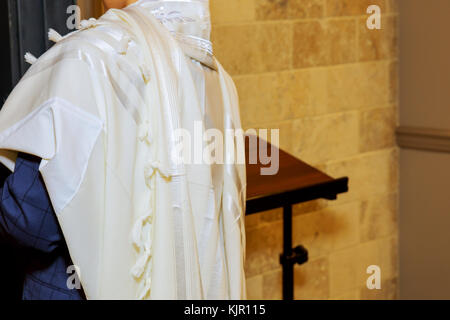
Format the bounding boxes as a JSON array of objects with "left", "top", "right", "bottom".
[{"left": 245, "top": 136, "right": 348, "bottom": 215}]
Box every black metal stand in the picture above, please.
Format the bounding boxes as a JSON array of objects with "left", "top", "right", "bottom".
[
  {"left": 279, "top": 205, "right": 309, "bottom": 300},
  {"left": 245, "top": 177, "right": 347, "bottom": 300},
  {"left": 246, "top": 172, "right": 348, "bottom": 300}
]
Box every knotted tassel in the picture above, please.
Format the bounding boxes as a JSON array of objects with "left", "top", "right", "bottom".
[
  {"left": 144, "top": 160, "right": 169, "bottom": 180},
  {"left": 48, "top": 28, "right": 63, "bottom": 43},
  {"left": 137, "top": 278, "right": 152, "bottom": 300},
  {"left": 144, "top": 161, "right": 159, "bottom": 179},
  {"left": 24, "top": 52, "right": 37, "bottom": 65},
  {"left": 139, "top": 65, "right": 151, "bottom": 84},
  {"left": 131, "top": 216, "right": 144, "bottom": 248},
  {"left": 118, "top": 35, "right": 131, "bottom": 55},
  {"left": 131, "top": 213, "right": 153, "bottom": 248},
  {"left": 130, "top": 247, "right": 151, "bottom": 279},
  {"left": 79, "top": 18, "right": 98, "bottom": 30},
  {"left": 130, "top": 210, "right": 153, "bottom": 278},
  {"left": 138, "top": 122, "right": 152, "bottom": 145}
]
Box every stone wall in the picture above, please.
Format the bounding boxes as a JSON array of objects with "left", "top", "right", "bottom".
[{"left": 211, "top": 0, "right": 399, "bottom": 300}]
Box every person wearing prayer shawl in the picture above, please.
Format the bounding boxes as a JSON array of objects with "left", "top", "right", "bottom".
[{"left": 0, "top": 0, "right": 247, "bottom": 300}]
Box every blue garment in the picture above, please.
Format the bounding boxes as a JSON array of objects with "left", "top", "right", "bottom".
[{"left": 0, "top": 153, "right": 85, "bottom": 300}]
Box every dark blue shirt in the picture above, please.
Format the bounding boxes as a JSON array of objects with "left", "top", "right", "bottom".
[{"left": 0, "top": 153, "right": 84, "bottom": 300}]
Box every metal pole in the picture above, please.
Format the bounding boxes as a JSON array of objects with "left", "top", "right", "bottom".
[{"left": 282, "top": 205, "right": 294, "bottom": 300}]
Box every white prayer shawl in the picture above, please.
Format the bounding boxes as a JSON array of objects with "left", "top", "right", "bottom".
[{"left": 0, "top": 0, "right": 246, "bottom": 300}]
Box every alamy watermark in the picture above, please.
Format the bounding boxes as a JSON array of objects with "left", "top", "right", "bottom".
[
  {"left": 66, "top": 5, "right": 81, "bottom": 30},
  {"left": 66, "top": 265, "right": 82, "bottom": 290},
  {"left": 170, "top": 123, "right": 280, "bottom": 176},
  {"left": 367, "top": 5, "right": 382, "bottom": 30},
  {"left": 366, "top": 265, "right": 382, "bottom": 290}
]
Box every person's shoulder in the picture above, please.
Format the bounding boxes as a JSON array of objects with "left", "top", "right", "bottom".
[
  {"left": 24, "top": 27, "right": 98, "bottom": 70},
  {"left": 25, "top": 20, "right": 128, "bottom": 77},
  {"left": 46, "top": 24, "right": 113, "bottom": 60}
]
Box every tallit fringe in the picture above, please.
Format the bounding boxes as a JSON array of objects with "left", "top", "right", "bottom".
[
  {"left": 130, "top": 210, "right": 154, "bottom": 299},
  {"left": 144, "top": 160, "right": 169, "bottom": 180},
  {"left": 130, "top": 247, "right": 151, "bottom": 278},
  {"left": 139, "top": 65, "right": 151, "bottom": 84},
  {"left": 48, "top": 28, "right": 63, "bottom": 43},
  {"left": 130, "top": 145, "right": 165, "bottom": 299},
  {"left": 131, "top": 157, "right": 173, "bottom": 299},
  {"left": 131, "top": 213, "right": 153, "bottom": 249},
  {"left": 24, "top": 52, "right": 38, "bottom": 65},
  {"left": 118, "top": 35, "right": 131, "bottom": 55},
  {"left": 138, "top": 122, "right": 152, "bottom": 144},
  {"left": 78, "top": 18, "right": 98, "bottom": 30},
  {"left": 138, "top": 278, "right": 152, "bottom": 300}
]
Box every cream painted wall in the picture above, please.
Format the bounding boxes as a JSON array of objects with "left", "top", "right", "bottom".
[
  {"left": 399, "top": 0, "right": 450, "bottom": 299},
  {"left": 399, "top": 0, "right": 450, "bottom": 131},
  {"left": 400, "top": 149, "right": 450, "bottom": 299}
]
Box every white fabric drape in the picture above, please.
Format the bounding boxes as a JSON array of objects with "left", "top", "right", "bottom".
[{"left": 0, "top": 0, "right": 246, "bottom": 300}]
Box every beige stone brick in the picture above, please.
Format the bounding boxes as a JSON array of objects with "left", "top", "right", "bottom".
[
  {"left": 234, "top": 72, "right": 304, "bottom": 126},
  {"left": 356, "top": 239, "right": 398, "bottom": 291},
  {"left": 330, "top": 289, "right": 361, "bottom": 300},
  {"left": 329, "top": 236, "right": 397, "bottom": 297},
  {"left": 293, "top": 19, "right": 357, "bottom": 68},
  {"left": 288, "top": 67, "right": 329, "bottom": 119},
  {"left": 328, "top": 19, "right": 358, "bottom": 65},
  {"left": 245, "top": 221, "right": 283, "bottom": 277},
  {"left": 360, "top": 193, "right": 398, "bottom": 242},
  {"left": 295, "top": 257, "right": 330, "bottom": 300},
  {"left": 358, "top": 15, "right": 398, "bottom": 61},
  {"left": 262, "top": 269, "right": 283, "bottom": 300},
  {"left": 292, "top": 201, "right": 360, "bottom": 259},
  {"left": 387, "top": 0, "right": 399, "bottom": 13},
  {"left": 360, "top": 107, "right": 397, "bottom": 152},
  {"left": 293, "top": 20, "right": 327, "bottom": 68},
  {"left": 358, "top": 237, "right": 398, "bottom": 283},
  {"left": 360, "top": 277, "right": 398, "bottom": 300},
  {"left": 293, "top": 199, "right": 329, "bottom": 217},
  {"left": 326, "top": 61, "right": 390, "bottom": 112},
  {"left": 324, "top": 148, "right": 398, "bottom": 203},
  {"left": 256, "top": 0, "right": 325, "bottom": 20},
  {"left": 234, "top": 69, "right": 327, "bottom": 127},
  {"left": 384, "top": 236, "right": 399, "bottom": 279},
  {"left": 326, "top": 0, "right": 387, "bottom": 17},
  {"left": 246, "top": 274, "right": 264, "bottom": 300},
  {"left": 210, "top": 0, "right": 255, "bottom": 25},
  {"left": 300, "top": 67, "right": 329, "bottom": 115},
  {"left": 212, "top": 23, "right": 292, "bottom": 75},
  {"left": 389, "top": 60, "right": 399, "bottom": 105},
  {"left": 291, "top": 111, "right": 359, "bottom": 165},
  {"left": 259, "top": 208, "right": 283, "bottom": 224},
  {"left": 329, "top": 245, "right": 359, "bottom": 295},
  {"left": 247, "top": 121, "right": 293, "bottom": 152},
  {"left": 245, "top": 213, "right": 260, "bottom": 230}
]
